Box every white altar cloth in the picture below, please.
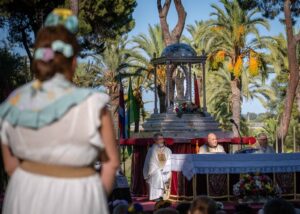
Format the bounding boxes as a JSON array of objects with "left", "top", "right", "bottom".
[{"left": 171, "top": 153, "right": 300, "bottom": 180}]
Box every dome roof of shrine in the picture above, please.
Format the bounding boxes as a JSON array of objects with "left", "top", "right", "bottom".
[{"left": 161, "top": 43, "right": 197, "bottom": 58}]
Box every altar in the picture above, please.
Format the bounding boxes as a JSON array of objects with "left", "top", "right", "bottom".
[
  {"left": 170, "top": 153, "right": 300, "bottom": 201},
  {"left": 121, "top": 138, "right": 300, "bottom": 201}
]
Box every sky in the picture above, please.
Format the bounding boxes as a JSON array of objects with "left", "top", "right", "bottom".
[{"left": 129, "top": 0, "right": 290, "bottom": 114}]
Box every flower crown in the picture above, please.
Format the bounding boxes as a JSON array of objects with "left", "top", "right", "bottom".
[
  {"left": 45, "top": 8, "right": 78, "bottom": 34},
  {"left": 34, "top": 40, "right": 74, "bottom": 62},
  {"left": 34, "top": 8, "right": 78, "bottom": 62}
]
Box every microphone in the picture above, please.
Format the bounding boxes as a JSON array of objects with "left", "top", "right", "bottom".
[
  {"left": 230, "top": 118, "right": 238, "bottom": 124},
  {"left": 230, "top": 119, "right": 239, "bottom": 129}
]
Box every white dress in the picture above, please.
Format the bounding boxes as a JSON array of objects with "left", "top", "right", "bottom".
[{"left": 0, "top": 74, "right": 110, "bottom": 214}]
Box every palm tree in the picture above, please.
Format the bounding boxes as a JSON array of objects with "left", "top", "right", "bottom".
[
  {"left": 206, "top": 68, "right": 232, "bottom": 130},
  {"left": 75, "top": 36, "right": 142, "bottom": 128},
  {"left": 262, "top": 34, "right": 289, "bottom": 74},
  {"left": 131, "top": 24, "right": 167, "bottom": 112},
  {"left": 95, "top": 37, "right": 138, "bottom": 106},
  {"left": 183, "top": 20, "right": 215, "bottom": 54},
  {"left": 262, "top": 118, "right": 278, "bottom": 146},
  {"left": 208, "top": 0, "right": 270, "bottom": 136},
  {"left": 261, "top": 33, "right": 300, "bottom": 150},
  {"left": 206, "top": 67, "right": 275, "bottom": 132},
  {"left": 263, "top": 33, "right": 300, "bottom": 108},
  {"left": 73, "top": 62, "right": 103, "bottom": 88},
  {"left": 241, "top": 72, "right": 275, "bottom": 108},
  {"left": 132, "top": 76, "right": 149, "bottom": 132}
]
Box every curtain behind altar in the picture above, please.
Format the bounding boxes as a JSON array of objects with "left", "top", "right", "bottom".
[{"left": 130, "top": 138, "right": 151, "bottom": 197}]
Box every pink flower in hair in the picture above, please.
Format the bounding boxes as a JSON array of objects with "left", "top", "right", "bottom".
[{"left": 43, "top": 48, "right": 55, "bottom": 62}]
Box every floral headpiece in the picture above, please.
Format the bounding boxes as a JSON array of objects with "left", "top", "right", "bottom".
[
  {"left": 34, "top": 40, "right": 74, "bottom": 62},
  {"left": 44, "top": 8, "right": 78, "bottom": 34},
  {"left": 34, "top": 8, "right": 77, "bottom": 62}
]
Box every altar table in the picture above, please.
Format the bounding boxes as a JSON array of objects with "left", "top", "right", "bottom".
[
  {"left": 121, "top": 138, "right": 300, "bottom": 201},
  {"left": 169, "top": 153, "right": 300, "bottom": 201}
]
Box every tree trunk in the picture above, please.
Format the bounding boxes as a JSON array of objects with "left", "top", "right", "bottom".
[
  {"left": 296, "top": 83, "right": 300, "bottom": 114},
  {"left": 171, "top": 0, "right": 187, "bottom": 42},
  {"left": 134, "top": 89, "right": 142, "bottom": 133},
  {"left": 20, "top": 28, "right": 33, "bottom": 74},
  {"left": 134, "top": 105, "right": 140, "bottom": 132},
  {"left": 157, "top": 0, "right": 187, "bottom": 45},
  {"left": 108, "top": 85, "right": 119, "bottom": 137},
  {"left": 231, "top": 78, "right": 241, "bottom": 137},
  {"left": 158, "top": 84, "right": 167, "bottom": 113},
  {"left": 277, "top": 0, "right": 300, "bottom": 153},
  {"left": 157, "top": 0, "right": 172, "bottom": 45}
]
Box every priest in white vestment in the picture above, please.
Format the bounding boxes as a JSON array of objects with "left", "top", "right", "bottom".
[{"left": 143, "top": 133, "right": 172, "bottom": 201}]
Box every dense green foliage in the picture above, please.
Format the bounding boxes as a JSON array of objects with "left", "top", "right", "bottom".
[
  {"left": 0, "top": 0, "right": 137, "bottom": 59},
  {"left": 0, "top": 46, "right": 30, "bottom": 101}
]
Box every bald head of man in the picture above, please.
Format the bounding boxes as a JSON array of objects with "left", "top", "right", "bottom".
[{"left": 207, "top": 133, "right": 218, "bottom": 148}]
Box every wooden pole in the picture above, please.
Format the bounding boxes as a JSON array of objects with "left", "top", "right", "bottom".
[{"left": 122, "top": 146, "right": 126, "bottom": 175}]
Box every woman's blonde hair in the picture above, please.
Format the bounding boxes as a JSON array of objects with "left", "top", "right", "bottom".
[{"left": 32, "top": 25, "right": 79, "bottom": 81}]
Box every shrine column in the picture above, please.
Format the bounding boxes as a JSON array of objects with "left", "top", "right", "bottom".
[
  {"left": 188, "top": 63, "right": 192, "bottom": 102},
  {"left": 154, "top": 64, "right": 158, "bottom": 114},
  {"left": 166, "top": 61, "right": 171, "bottom": 108}
]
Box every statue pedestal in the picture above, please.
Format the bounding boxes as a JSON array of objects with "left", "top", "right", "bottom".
[
  {"left": 142, "top": 113, "right": 232, "bottom": 139},
  {"left": 167, "top": 106, "right": 174, "bottom": 114}
]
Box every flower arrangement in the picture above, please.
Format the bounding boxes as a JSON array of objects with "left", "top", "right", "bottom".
[
  {"left": 174, "top": 102, "right": 202, "bottom": 118},
  {"left": 233, "top": 173, "right": 281, "bottom": 203}
]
